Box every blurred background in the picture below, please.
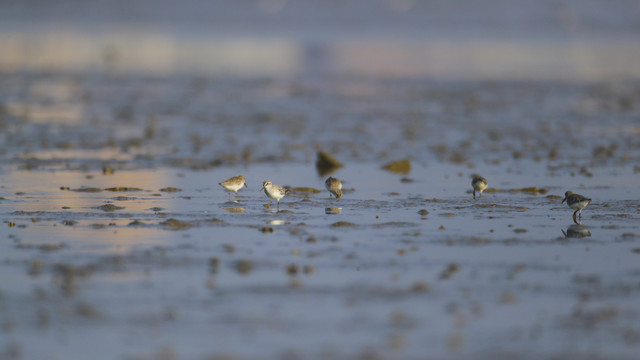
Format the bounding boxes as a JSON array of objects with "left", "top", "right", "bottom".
[
  {"left": 2, "top": 3, "right": 640, "bottom": 359},
  {"left": 2, "top": 0, "right": 640, "bottom": 80}
]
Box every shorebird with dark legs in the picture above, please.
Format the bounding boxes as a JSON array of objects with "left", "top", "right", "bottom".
[
  {"left": 562, "top": 191, "right": 591, "bottom": 223},
  {"left": 325, "top": 176, "right": 342, "bottom": 199},
  {"left": 471, "top": 176, "right": 488, "bottom": 199}
]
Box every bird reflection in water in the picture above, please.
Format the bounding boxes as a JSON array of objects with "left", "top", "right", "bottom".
[
  {"left": 561, "top": 224, "right": 591, "bottom": 239},
  {"left": 325, "top": 207, "right": 342, "bottom": 215}
]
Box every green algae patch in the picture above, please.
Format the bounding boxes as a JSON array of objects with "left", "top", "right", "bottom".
[
  {"left": 292, "top": 187, "right": 322, "bottom": 194},
  {"left": 160, "top": 187, "right": 182, "bottom": 193},
  {"left": 440, "top": 263, "right": 460, "bottom": 280},
  {"left": 381, "top": 160, "right": 411, "bottom": 174},
  {"left": 512, "top": 187, "right": 548, "bottom": 195},
  {"left": 97, "top": 204, "right": 124, "bottom": 212},
  {"left": 331, "top": 221, "right": 358, "bottom": 227},
  {"left": 71, "top": 187, "right": 103, "bottom": 193},
  {"left": 104, "top": 187, "right": 144, "bottom": 192},
  {"left": 204, "top": 218, "right": 225, "bottom": 224},
  {"left": 159, "top": 218, "right": 191, "bottom": 230},
  {"left": 260, "top": 226, "right": 275, "bottom": 233},
  {"left": 54, "top": 263, "right": 94, "bottom": 278},
  {"left": 16, "top": 242, "right": 65, "bottom": 252},
  {"left": 113, "top": 196, "right": 134, "bottom": 201},
  {"left": 449, "top": 237, "right": 492, "bottom": 245},
  {"left": 485, "top": 187, "right": 548, "bottom": 195},
  {"left": 316, "top": 151, "right": 343, "bottom": 176},
  {"left": 373, "top": 222, "right": 417, "bottom": 228},
  {"left": 235, "top": 259, "right": 254, "bottom": 275},
  {"left": 53, "top": 263, "right": 95, "bottom": 295}
]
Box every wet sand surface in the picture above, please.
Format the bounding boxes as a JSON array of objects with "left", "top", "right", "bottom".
[
  {"left": 2, "top": 1, "right": 640, "bottom": 359},
  {"left": 2, "top": 73, "right": 640, "bottom": 360}
]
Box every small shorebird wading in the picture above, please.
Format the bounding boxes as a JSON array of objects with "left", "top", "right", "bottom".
[
  {"left": 219, "top": 175, "right": 248, "bottom": 200},
  {"left": 325, "top": 176, "right": 342, "bottom": 199},
  {"left": 562, "top": 191, "right": 591, "bottom": 223},
  {"left": 260, "top": 180, "right": 289, "bottom": 209},
  {"left": 471, "top": 176, "right": 488, "bottom": 199}
]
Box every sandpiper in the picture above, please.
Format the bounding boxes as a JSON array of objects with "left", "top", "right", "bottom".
[
  {"left": 471, "top": 176, "right": 488, "bottom": 199},
  {"left": 562, "top": 191, "right": 591, "bottom": 222},
  {"left": 219, "top": 175, "right": 248, "bottom": 200},
  {"left": 260, "top": 180, "right": 289, "bottom": 208},
  {"left": 325, "top": 176, "right": 342, "bottom": 199}
]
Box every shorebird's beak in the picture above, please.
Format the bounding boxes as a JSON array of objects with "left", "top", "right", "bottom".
[
  {"left": 244, "top": 182, "right": 248, "bottom": 188},
  {"left": 259, "top": 185, "right": 265, "bottom": 192},
  {"left": 561, "top": 197, "right": 566, "bottom": 204}
]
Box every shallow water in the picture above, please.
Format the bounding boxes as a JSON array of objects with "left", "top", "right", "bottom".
[
  {"left": 1, "top": 158, "right": 640, "bottom": 359},
  {"left": 2, "top": 1, "right": 640, "bottom": 359}
]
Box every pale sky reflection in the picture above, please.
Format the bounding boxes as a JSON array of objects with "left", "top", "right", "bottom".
[
  {"left": 0, "top": 31, "right": 301, "bottom": 77},
  {"left": 1, "top": 31, "right": 639, "bottom": 81}
]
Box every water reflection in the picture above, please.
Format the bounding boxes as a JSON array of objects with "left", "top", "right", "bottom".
[
  {"left": 4, "top": 169, "right": 168, "bottom": 213},
  {"left": 267, "top": 220, "right": 287, "bottom": 225},
  {"left": 3, "top": 31, "right": 639, "bottom": 80},
  {"left": 0, "top": 32, "right": 300, "bottom": 77},
  {"left": 325, "top": 207, "right": 342, "bottom": 215},
  {"left": 561, "top": 224, "right": 591, "bottom": 239},
  {"left": 222, "top": 207, "right": 246, "bottom": 213},
  {"left": 333, "top": 40, "right": 640, "bottom": 80}
]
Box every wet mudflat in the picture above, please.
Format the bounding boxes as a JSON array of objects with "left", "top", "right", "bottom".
[{"left": 1, "top": 71, "right": 640, "bottom": 360}]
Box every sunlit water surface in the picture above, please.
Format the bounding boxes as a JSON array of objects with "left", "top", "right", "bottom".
[
  {"left": 2, "top": 1, "right": 640, "bottom": 359},
  {"left": 1, "top": 160, "right": 639, "bottom": 359}
]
